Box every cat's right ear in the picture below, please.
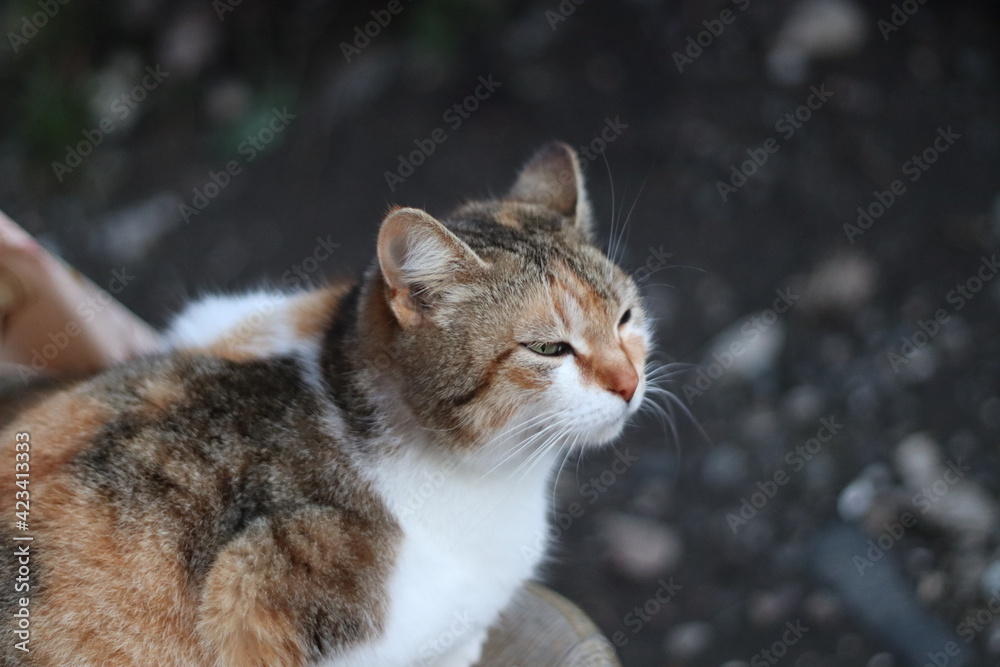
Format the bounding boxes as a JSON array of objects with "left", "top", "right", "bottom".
[
  {"left": 508, "top": 141, "right": 594, "bottom": 240},
  {"left": 377, "top": 207, "right": 488, "bottom": 328}
]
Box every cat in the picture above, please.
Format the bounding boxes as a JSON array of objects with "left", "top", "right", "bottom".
[{"left": 0, "top": 142, "right": 650, "bottom": 667}]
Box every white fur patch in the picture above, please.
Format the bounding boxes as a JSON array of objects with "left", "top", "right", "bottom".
[
  {"left": 320, "top": 434, "right": 556, "bottom": 667},
  {"left": 164, "top": 291, "right": 304, "bottom": 358}
]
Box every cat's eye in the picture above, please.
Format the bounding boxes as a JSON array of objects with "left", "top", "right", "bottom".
[
  {"left": 619, "top": 309, "right": 632, "bottom": 326},
  {"left": 524, "top": 341, "right": 573, "bottom": 357}
]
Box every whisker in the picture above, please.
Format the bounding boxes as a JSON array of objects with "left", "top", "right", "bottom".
[
  {"left": 476, "top": 416, "right": 571, "bottom": 482},
  {"left": 549, "top": 432, "right": 581, "bottom": 518},
  {"left": 603, "top": 151, "right": 619, "bottom": 284}
]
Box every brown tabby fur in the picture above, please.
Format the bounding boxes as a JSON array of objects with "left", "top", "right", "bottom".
[{"left": 0, "top": 142, "right": 646, "bottom": 666}]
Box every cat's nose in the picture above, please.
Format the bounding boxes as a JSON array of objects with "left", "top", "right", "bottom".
[{"left": 606, "top": 365, "right": 639, "bottom": 403}]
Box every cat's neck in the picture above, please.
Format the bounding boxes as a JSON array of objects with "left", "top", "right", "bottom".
[{"left": 368, "top": 425, "right": 560, "bottom": 552}]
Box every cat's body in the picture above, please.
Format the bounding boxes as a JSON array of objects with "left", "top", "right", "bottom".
[{"left": 0, "top": 143, "right": 649, "bottom": 667}]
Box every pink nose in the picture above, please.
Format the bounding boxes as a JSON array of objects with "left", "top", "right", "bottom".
[{"left": 606, "top": 366, "right": 639, "bottom": 403}]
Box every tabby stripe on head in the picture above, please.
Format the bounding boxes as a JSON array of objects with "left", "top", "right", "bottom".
[{"left": 451, "top": 347, "right": 516, "bottom": 407}]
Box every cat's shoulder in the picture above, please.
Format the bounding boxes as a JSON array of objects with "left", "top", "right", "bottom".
[{"left": 165, "top": 282, "right": 354, "bottom": 361}]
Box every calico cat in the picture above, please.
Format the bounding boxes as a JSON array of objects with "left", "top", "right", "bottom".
[{"left": 0, "top": 142, "right": 650, "bottom": 667}]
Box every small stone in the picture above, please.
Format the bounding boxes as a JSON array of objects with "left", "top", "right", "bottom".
[
  {"left": 156, "top": 6, "right": 220, "bottom": 76},
  {"left": 894, "top": 433, "right": 998, "bottom": 538},
  {"left": 838, "top": 464, "right": 893, "bottom": 525},
  {"left": 800, "top": 252, "right": 878, "bottom": 318},
  {"left": 748, "top": 587, "right": 799, "bottom": 628},
  {"left": 768, "top": 0, "right": 868, "bottom": 85},
  {"left": 916, "top": 571, "right": 948, "bottom": 605},
  {"left": 97, "top": 192, "right": 183, "bottom": 263},
  {"left": 894, "top": 432, "right": 941, "bottom": 489},
  {"left": 598, "top": 513, "right": 682, "bottom": 581},
  {"left": 664, "top": 621, "right": 713, "bottom": 661},
  {"left": 205, "top": 79, "right": 252, "bottom": 125},
  {"left": 705, "top": 314, "right": 785, "bottom": 380},
  {"left": 782, "top": 385, "right": 826, "bottom": 424},
  {"left": 742, "top": 408, "right": 781, "bottom": 446},
  {"left": 837, "top": 476, "right": 875, "bottom": 522},
  {"left": 926, "top": 484, "right": 998, "bottom": 537},
  {"left": 894, "top": 345, "right": 939, "bottom": 384},
  {"left": 803, "top": 590, "right": 842, "bottom": 626}
]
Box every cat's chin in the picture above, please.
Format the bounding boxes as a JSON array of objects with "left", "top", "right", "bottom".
[{"left": 577, "top": 415, "right": 631, "bottom": 448}]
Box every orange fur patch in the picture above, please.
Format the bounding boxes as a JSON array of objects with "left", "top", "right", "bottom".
[
  {"left": 28, "top": 481, "right": 204, "bottom": 665},
  {"left": 0, "top": 388, "right": 110, "bottom": 487},
  {"left": 291, "top": 284, "right": 351, "bottom": 340}
]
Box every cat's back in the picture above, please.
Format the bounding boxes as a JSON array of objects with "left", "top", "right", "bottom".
[{"left": 0, "top": 330, "right": 393, "bottom": 665}]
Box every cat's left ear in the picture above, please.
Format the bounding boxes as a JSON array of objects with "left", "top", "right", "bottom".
[
  {"left": 377, "top": 207, "right": 488, "bottom": 328},
  {"left": 508, "top": 141, "right": 594, "bottom": 240}
]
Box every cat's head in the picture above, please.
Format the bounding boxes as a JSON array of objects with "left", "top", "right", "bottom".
[{"left": 367, "top": 142, "right": 649, "bottom": 463}]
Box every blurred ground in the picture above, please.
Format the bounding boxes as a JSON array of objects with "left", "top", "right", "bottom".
[{"left": 2, "top": 0, "right": 1000, "bottom": 665}]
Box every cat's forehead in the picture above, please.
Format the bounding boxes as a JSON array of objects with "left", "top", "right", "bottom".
[
  {"left": 449, "top": 199, "right": 568, "bottom": 235},
  {"left": 448, "top": 207, "right": 636, "bottom": 314},
  {"left": 449, "top": 201, "right": 616, "bottom": 264}
]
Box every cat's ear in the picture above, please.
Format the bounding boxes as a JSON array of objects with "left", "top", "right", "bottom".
[
  {"left": 377, "top": 207, "right": 488, "bottom": 328},
  {"left": 508, "top": 141, "right": 594, "bottom": 239}
]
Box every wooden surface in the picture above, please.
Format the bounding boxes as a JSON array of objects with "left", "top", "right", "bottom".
[{"left": 479, "top": 582, "right": 622, "bottom": 667}]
